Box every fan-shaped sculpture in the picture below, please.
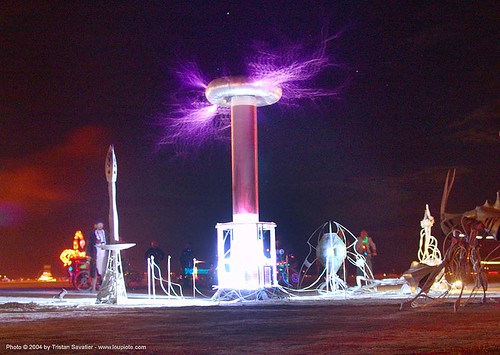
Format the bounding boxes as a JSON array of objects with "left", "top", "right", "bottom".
[{"left": 316, "top": 232, "right": 347, "bottom": 275}]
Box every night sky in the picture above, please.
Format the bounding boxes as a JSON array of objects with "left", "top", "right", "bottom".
[{"left": 1, "top": 2, "right": 498, "bottom": 278}]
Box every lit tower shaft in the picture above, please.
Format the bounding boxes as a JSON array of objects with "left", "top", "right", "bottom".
[
  {"left": 231, "top": 96, "right": 259, "bottom": 222},
  {"left": 206, "top": 77, "right": 281, "bottom": 291}
]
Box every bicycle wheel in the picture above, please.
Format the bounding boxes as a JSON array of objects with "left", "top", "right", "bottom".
[{"left": 74, "top": 271, "right": 92, "bottom": 291}]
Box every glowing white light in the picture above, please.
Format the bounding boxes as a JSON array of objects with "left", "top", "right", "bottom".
[
  {"left": 37, "top": 272, "right": 56, "bottom": 282},
  {"left": 417, "top": 205, "right": 442, "bottom": 266},
  {"left": 205, "top": 76, "right": 282, "bottom": 107},
  {"left": 216, "top": 222, "right": 277, "bottom": 290},
  {"left": 452, "top": 280, "right": 463, "bottom": 289},
  {"left": 233, "top": 213, "right": 259, "bottom": 223},
  {"left": 481, "top": 261, "right": 500, "bottom": 265}
]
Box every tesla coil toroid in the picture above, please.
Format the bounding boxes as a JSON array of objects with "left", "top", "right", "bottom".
[{"left": 205, "top": 76, "right": 282, "bottom": 107}]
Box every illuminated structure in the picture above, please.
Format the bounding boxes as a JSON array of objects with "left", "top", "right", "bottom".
[
  {"left": 161, "top": 35, "right": 341, "bottom": 295},
  {"left": 402, "top": 172, "right": 500, "bottom": 310},
  {"left": 37, "top": 264, "right": 56, "bottom": 282},
  {"left": 418, "top": 205, "right": 442, "bottom": 266},
  {"left": 402, "top": 205, "right": 445, "bottom": 294},
  {"left": 59, "top": 230, "right": 87, "bottom": 267},
  {"left": 96, "top": 145, "right": 135, "bottom": 304},
  {"left": 316, "top": 223, "right": 347, "bottom": 291},
  {"left": 205, "top": 77, "right": 282, "bottom": 291},
  {"left": 299, "top": 221, "right": 367, "bottom": 292}
]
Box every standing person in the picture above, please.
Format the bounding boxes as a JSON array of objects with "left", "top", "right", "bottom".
[
  {"left": 145, "top": 240, "right": 165, "bottom": 268},
  {"left": 180, "top": 243, "right": 194, "bottom": 287},
  {"left": 355, "top": 229, "right": 377, "bottom": 277},
  {"left": 86, "top": 220, "right": 109, "bottom": 292}
]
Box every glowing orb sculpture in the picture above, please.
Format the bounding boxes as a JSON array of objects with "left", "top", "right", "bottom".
[
  {"left": 317, "top": 232, "right": 347, "bottom": 275},
  {"left": 207, "top": 77, "right": 281, "bottom": 291}
]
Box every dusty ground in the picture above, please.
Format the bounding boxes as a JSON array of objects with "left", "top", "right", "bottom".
[{"left": 0, "top": 289, "right": 499, "bottom": 354}]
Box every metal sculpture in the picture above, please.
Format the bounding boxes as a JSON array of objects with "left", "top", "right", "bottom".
[
  {"left": 402, "top": 217, "right": 489, "bottom": 311},
  {"left": 160, "top": 34, "right": 342, "bottom": 298},
  {"left": 403, "top": 206, "right": 445, "bottom": 294},
  {"left": 418, "top": 205, "right": 442, "bottom": 266},
  {"left": 440, "top": 169, "right": 500, "bottom": 240},
  {"left": 96, "top": 145, "right": 135, "bottom": 304},
  {"left": 207, "top": 77, "right": 281, "bottom": 294},
  {"left": 147, "top": 255, "right": 184, "bottom": 300},
  {"left": 402, "top": 170, "right": 499, "bottom": 311},
  {"left": 298, "top": 221, "right": 369, "bottom": 292}
]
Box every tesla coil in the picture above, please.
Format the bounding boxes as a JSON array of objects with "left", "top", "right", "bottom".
[{"left": 205, "top": 77, "right": 282, "bottom": 292}]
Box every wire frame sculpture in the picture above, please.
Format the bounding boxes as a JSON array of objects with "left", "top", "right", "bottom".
[
  {"left": 402, "top": 216, "right": 494, "bottom": 311},
  {"left": 147, "top": 255, "right": 184, "bottom": 300},
  {"left": 418, "top": 205, "right": 442, "bottom": 266},
  {"left": 298, "top": 221, "right": 372, "bottom": 292}
]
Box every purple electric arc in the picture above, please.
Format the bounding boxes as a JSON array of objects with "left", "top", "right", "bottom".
[{"left": 162, "top": 35, "right": 340, "bottom": 293}]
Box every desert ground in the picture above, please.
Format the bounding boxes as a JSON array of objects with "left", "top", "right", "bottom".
[{"left": 0, "top": 285, "right": 499, "bottom": 354}]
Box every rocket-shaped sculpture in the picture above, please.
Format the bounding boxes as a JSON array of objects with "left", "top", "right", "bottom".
[
  {"left": 106, "top": 145, "right": 119, "bottom": 242},
  {"left": 97, "top": 145, "right": 135, "bottom": 304}
]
